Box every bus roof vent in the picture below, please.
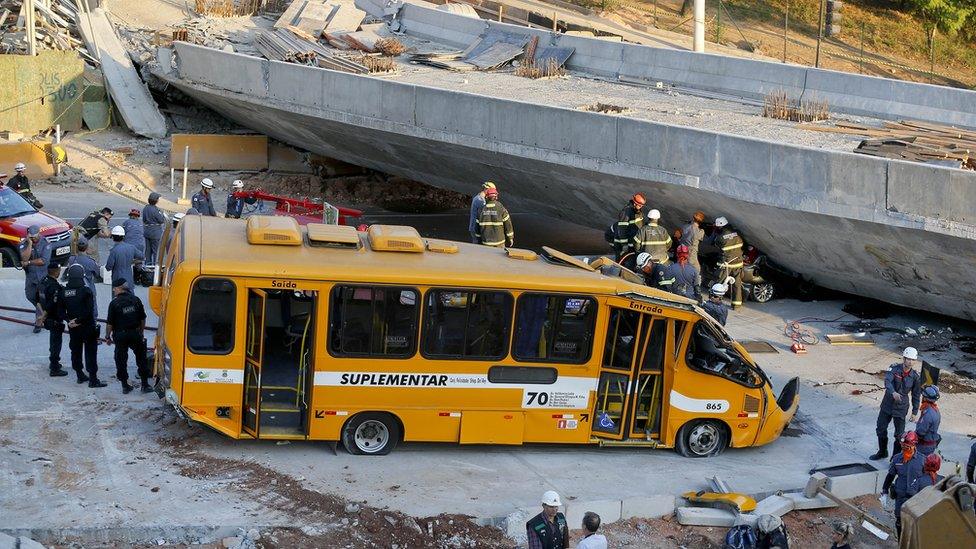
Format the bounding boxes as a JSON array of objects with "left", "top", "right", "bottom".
[
  {"left": 246, "top": 215, "right": 302, "bottom": 246},
  {"left": 367, "top": 225, "right": 424, "bottom": 253},
  {"left": 306, "top": 223, "right": 361, "bottom": 249},
  {"left": 506, "top": 248, "right": 538, "bottom": 261},
  {"left": 426, "top": 239, "right": 459, "bottom": 254}
]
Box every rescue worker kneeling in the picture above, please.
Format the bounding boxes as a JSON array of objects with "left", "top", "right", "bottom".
[
  {"left": 105, "top": 278, "right": 151, "bottom": 394},
  {"left": 703, "top": 283, "right": 729, "bottom": 326}
]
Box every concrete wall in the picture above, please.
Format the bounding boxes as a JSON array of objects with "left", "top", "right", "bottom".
[
  {"left": 172, "top": 42, "right": 976, "bottom": 233},
  {"left": 0, "top": 51, "right": 85, "bottom": 135},
  {"left": 394, "top": 1, "right": 976, "bottom": 129}
]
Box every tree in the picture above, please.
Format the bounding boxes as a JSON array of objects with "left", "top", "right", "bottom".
[{"left": 905, "top": 0, "right": 975, "bottom": 47}]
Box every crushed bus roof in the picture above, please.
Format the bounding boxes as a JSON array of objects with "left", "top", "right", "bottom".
[{"left": 181, "top": 215, "right": 692, "bottom": 305}]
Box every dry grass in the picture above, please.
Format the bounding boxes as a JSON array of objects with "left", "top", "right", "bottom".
[
  {"left": 763, "top": 90, "right": 830, "bottom": 122},
  {"left": 360, "top": 55, "right": 397, "bottom": 73},
  {"left": 581, "top": 103, "right": 629, "bottom": 114},
  {"left": 194, "top": 0, "right": 259, "bottom": 16},
  {"left": 374, "top": 38, "right": 407, "bottom": 57},
  {"left": 515, "top": 58, "right": 567, "bottom": 79}
]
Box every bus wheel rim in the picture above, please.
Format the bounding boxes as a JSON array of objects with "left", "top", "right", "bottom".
[
  {"left": 354, "top": 420, "right": 389, "bottom": 453},
  {"left": 688, "top": 423, "right": 719, "bottom": 455}
]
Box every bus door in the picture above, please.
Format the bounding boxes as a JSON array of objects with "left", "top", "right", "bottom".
[
  {"left": 244, "top": 287, "right": 317, "bottom": 439},
  {"left": 591, "top": 308, "right": 668, "bottom": 442},
  {"left": 243, "top": 289, "right": 266, "bottom": 437}
]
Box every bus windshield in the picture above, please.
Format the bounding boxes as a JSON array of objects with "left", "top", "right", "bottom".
[{"left": 686, "top": 319, "right": 764, "bottom": 388}]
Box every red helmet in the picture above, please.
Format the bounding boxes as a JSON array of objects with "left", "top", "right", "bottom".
[
  {"left": 632, "top": 193, "right": 646, "bottom": 206},
  {"left": 902, "top": 431, "right": 918, "bottom": 446},
  {"left": 486, "top": 188, "right": 499, "bottom": 199},
  {"left": 923, "top": 453, "right": 941, "bottom": 473},
  {"left": 676, "top": 244, "right": 689, "bottom": 255}
]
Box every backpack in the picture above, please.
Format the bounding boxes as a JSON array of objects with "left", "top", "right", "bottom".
[
  {"left": 724, "top": 524, "right": 757, "bottom": 549},
  {"left": 79, "top": 211, "right": 102, "bottom": 239}
]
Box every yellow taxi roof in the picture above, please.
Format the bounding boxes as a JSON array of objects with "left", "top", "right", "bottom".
[{"left": 181, "top": 215, "right": 693, "bottom": 303}]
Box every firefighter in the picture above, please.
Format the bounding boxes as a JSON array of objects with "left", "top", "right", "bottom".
[
  {"left": 191, "top": 178, "right": 217, "bottom": 216},
  {"left": 38, "top": 263, "right": 68, "bottom": 377},
  {"left": 61, "top": 265, "right": 105, "bottom": 387},
  {"left": 702, "top": 283, "right": 729, "bottom": 326},
  {"left": 663, "top": 245, "right": 699, "bottom": 301},
  {"left": 122, "top": 209, "right": 145, "bottom": 256},
  {"left": 525, "top": 491, "right": 569, "bottom": 549},
  {"left": 475, "top": 187, "right": 514, "bottom": 248},
  {"left": 8, "top": 162, "right": 42, "bottom": 208},
  {"left": 710, "top": 216, "right": 744, "bottom": 309},
  {"left": 468, "top": 182, "right": 494, "bottom": 243},
  {"left": 18, "top": 224, "right": 50, "bottom": 333},
  {"left": 224, "top": 179, "right": 255, "bottom": 219},
  {"left": 636, "top": 252, "right": 668, "bottom": 289},
  {"left": 142, "top": 192, "right": 167, "bottom": 266},
  {"left": 64, "top": 238, "right": 101, "bottom": 318},
  {"left": 881, "top": 431, "right": 924, "bottom": 538},
  {"left": 612, "top": 193, "right": 645, "bottom": 260},
  {"left": 870, "top": 347, "right": 922, "bottom": 460},
  {"left": 679, "top": 210, "right": 706, "bottom": 288},
  {"left": 638, "top": 208, "right": 671, "bottom": 265},
  {"left": 73, "top": 207, "right": 113, "bottom": 262},
  {"left": 911, "top": 453, "right": 943, "bottom": 494},
  {"left": 915, "top": 385, "right": 941, "bottom": 456},
  {"left": 105, "top": 278, "right": 150, "bottom": 394},
  {"left": 105, "top": 226, "right": 144, "bottom": 290}
]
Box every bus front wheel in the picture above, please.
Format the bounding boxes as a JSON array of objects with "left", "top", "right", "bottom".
[
  {"left": 675, "top": 420, "right": 728, "bottom": 458},
  {"left": 342, "top": 412, "right": 401, "bottom": 456}
]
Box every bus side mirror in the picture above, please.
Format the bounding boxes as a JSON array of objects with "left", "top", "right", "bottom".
[{"left": 149, "top": 286, "right": 165, "bottom": 315}]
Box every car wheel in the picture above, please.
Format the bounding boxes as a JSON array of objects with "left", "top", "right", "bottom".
[
  {"left": 752, "top": 282, "right": 775, "bottom": 303},
  {"left": 0, "top": 246, "right": 18, "bottom": 268},
  {"left": 341, "top": 412, "right": 401, "bottom": 456},
  {"left": 675, "top": 420, "right": 728, "bottom": 458}
]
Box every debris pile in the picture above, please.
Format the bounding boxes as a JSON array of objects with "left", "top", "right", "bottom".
[
  {"left": 194, "top": 0, "right": 261, "bottom": 17},
  {"left": 254, "top": 27, "right": 372, "bottom": 73},
  {"left": 410, "top": 29, "right": 574, "bottom": 73},
  {"left": 0, "top": 0, "right": 93, "bottom": 62}
]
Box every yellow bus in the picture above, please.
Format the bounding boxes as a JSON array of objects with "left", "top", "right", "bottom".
[{"left": 150, "top": 215, "right": 798, "bottom": 457}]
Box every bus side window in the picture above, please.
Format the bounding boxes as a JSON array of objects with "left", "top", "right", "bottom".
[
  {"left": 513, "top": 294, "right": 597, "bottom": 363},
  {"left": 187, "top": 278, "right": 236, "bottom": 354},
  {"left": 602, "top": 309, "right": 640, "bottom": 370},
  {"left": 423, "top": 289, "right": 512, "bottom": 360},
  {"left": 328, "top": 286, "right": 419, "bottom": 357}
]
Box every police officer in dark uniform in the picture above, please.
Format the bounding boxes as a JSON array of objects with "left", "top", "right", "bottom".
[
  {"left": 526, "top": 491, "right": 569, "bottom": 549},
  {"left": 191, "top": 178, "right": 217, "bottom": 216},
  {"left": 105, "top": 278, "right": 150, "bottom": 394},
  {"left": 62, "top": 265, "right": 106, "bottom": 387},
  {"left": 870, "top": 347, "right": 923, "bottom": 460},
  {"left": 38, "top": 264, "right": 68, "bottom": 377}
]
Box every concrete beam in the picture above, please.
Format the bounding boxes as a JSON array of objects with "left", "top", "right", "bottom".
[
  {"left": 752, "top": 494, "right": 794, "bottom": 517},
  {"left": 676, "top": 506, "right": 737, "bottom": 527},
  {"left": 620, "top": 495, "right": 676, "bottom": 519}
]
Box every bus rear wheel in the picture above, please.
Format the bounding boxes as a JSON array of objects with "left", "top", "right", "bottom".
[
  {"left": 675, "top": 420, "right": 728, "bottom": 458},
  {"left": 342, "top": 412, "right": 401, "bottom": 456}
]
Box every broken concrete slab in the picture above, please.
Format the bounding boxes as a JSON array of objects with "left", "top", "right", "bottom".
[
  {"left": 734, "top": 513, "right": 759, "bottom": 528},
  {"left": 566, "top": 499, "right": 621, "bottom": 528},
  {"left": 325, "top": 2, "right": 367, "bottom": 33},
  {"left": 0, "top": 532, "right": 16, "bottom": 549},
  {"left": 620, "top": 495, "right": 676, "bottom": 519},
  {"left": 783, "top": 491, "right": 838, "bottom": 510},
  {"left": 752, "top": 494, "right": 794, "bottom": 517},
  {"left": 676, "top": 506, "right": 737, "bottom": 527},
  {"left": 827, "top": 470, "right": 882, "bottom": 500},
  {"left": 76, "top": 8, "right": 166, "bottom": 138}
]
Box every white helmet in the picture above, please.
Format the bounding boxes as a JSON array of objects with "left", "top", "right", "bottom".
[
  {"left": 648, "top": 209, "right": 661, "bottom": 221},
  {"left": 15, "top": 162, "right": 26, "bottom": 171},
  {"left": 710, "top": 283, "right": 727, "bottom": 296},
  {"left": 231, "top": 179, "right": 244, "bottom": 189},
  {"left": 201, "top": 178, "right": 214, "bottom": 189},
  {"left": 903, "top": 347, "right": 919, "bottom": 360},
  {"left": 111, "top": 225, "right": 125, "bottom": 237},
  {"left": 714, "top": 216, "right": 728, "bottom": 228},
  {"left": 541, "top": 490, "right": 562, "bottom": 507},
  {"left": 636, "top": 252, "right": 652, "bottom": 269}
]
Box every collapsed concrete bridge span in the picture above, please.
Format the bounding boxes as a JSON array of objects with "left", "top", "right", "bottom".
[{"left": 155, "top": 1, "right": 976, "bottom": 320}]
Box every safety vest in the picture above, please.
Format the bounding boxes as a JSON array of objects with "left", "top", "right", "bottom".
[
  {"left": 638, "top": 223, "right": 672, "bottom": 263},
  {"left": 476, "top": 201, "right": 514, "bottom": 247},
  {"left": 718, "top": 227, "right": 744, "bottom": 268},
  {"left": 79, "top": 211, "right": 102, "bottom": 239},
  {"left": 613, "top": 204, "right": 643, "bottom": 250}
]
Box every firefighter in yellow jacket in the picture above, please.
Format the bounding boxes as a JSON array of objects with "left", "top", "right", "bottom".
[{"left": 475, "top": 187, "right": 514, "bottom": 248}]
